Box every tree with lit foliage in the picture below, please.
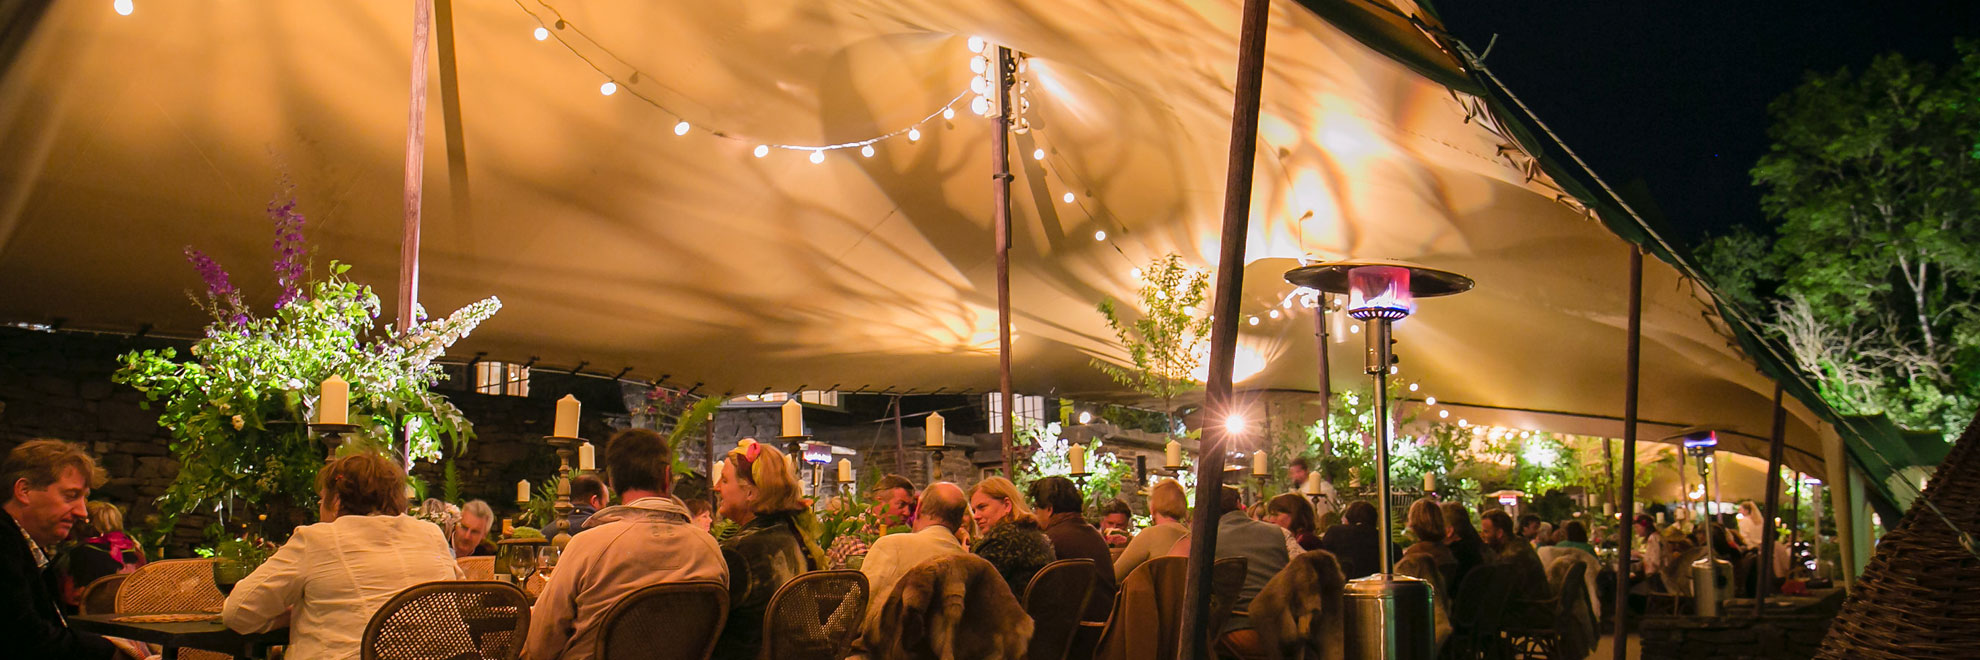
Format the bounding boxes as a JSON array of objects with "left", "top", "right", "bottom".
[
  {"left": 1093, "top": 253, "right": 1212, "bottom": 436},
  {"left": 1700, "top": 40, "right": 1980, "bottom": 437}
]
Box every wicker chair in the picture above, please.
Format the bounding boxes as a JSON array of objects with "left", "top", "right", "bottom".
[
  {"left": 360, "top": 580, "right": 530, "bottom": 660},
  {"left": 1022, "top": 559, "right": 1097, "bottom": 660},
  {"left": 760, "top": 570, "right": 868, "bottom": 660},
  {"left": 458, "top": 556, "right": 496, "bottom": 581},
  {"left": 117, "top": 558, "right": 230, "bottom": 660},
  {"left": 595, "top": 580, "right": 728, "bottom": 660},
  {"left": 80, "top": 573, "right": 127, "bottom": 615}
]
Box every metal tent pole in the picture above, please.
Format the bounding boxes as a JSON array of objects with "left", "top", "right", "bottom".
[
  {"left": 1612, "top": 247, "right": 1643, "bottom": 660},
  {"left": 1756, "top": 383, "right": 1788, "bottom": 615}
]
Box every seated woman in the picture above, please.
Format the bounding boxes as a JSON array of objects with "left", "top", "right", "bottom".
[
  {"left": 966, "top": 476, "right": 1055, "bottom": 598},
  {"left": 1400, "top": 498, "right": 1456, "bottom": 587},
  {"left": 1114, "top": 478, "right": 1189, "bottom": 582},
  {"left": 712, "top": 440, "right": 827, "bottom": 660},
  {"left": 60, "top": 501, "right": 146, "bottom": 612},
  {"left": 222, "top": 451, "right": 463, "bottom": 660},
  {"left": 1263, "top": 493, "right": 1323, "bottom": 552}
]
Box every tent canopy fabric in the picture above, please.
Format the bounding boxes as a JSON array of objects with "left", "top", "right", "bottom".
[{"left": 0, "top": 0, "right": 1917, "bottom": 493}]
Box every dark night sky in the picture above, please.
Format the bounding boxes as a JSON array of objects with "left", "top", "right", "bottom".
[{"left": 1430, "top": 3, "right": 1980, "bottom": 247}]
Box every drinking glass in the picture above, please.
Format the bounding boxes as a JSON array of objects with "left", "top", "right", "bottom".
[{"left": 508, "top": 548, "right": 538, "bottom": 585}]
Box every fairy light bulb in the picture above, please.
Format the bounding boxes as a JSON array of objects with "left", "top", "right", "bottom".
[
  {"left": 113, "top": 0, "right": 133, "bottom": 15},
  {"left": 1129, "top": 267, "right": 1142, "bottom": 279},
  {"left": 1439, "top": 410, "right": 1450, "bottom": 419},
  {"left": 809, "top": 150, "right": 825, "bottom": 164},
  {"left": 1032, "top": 148, "right": 1045, "bottom": 160},
  {"left": 1268, "top": 309, "right": 1280, "bottom": 319},
  {"left": 753, "top": 145, "right": 770, "bottom": 158},
  {"left": 599, "top": 81, "right": 618, "bottom": 96},
  {"left": 533, "top": 26, "right": 549, "bottom": 41},
  {"left": 1093, "top": 230, "right": 1107, "bottom": 241},
  {"left": 908, "top": 128, "right": 922, "bottom": 141},
  {"left": 967, "top": 36, "right": 985, "bottom": 53},
  {"left": 970, "top": 76, "right": 989, "bottom": 95},
  {"left": 1247, "top": 316, "right": 1260, "bottom": 326},
  {"left": 861, "top": 145, "right": 875, "bottom": 158},
  {"left": 1408, "top": 383, "right": 1419, "bottom": 392},
  {"left": 1062, "top": 192, "right": 1074, "bottom": 203},
  {"left": 970, "top": 56, "right": 988, "bottom": 74},
  {"left": 1425, "top": 396, "right": 1437, "bottom": 406},
  {"left": 971, "top": 96, "right": 991, "bottom": 115},
  {"left": 673, "top": 121, "right": 690, "bottom": 136},
  {"left": 942, "top": 107, "right": 956, "bottom": 121}
]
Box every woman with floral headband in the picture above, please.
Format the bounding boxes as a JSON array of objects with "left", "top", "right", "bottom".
[{"left": 711, "top": 440, "right": 827, "bottom": 660}]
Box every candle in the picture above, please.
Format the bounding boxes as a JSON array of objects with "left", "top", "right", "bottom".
[
  {"left": 578, "top": 442, "right": 596, "bottom": 471},
  {"left": 1252, "top": 452, "right": 1267, "bottom": 476},
  {"left": 516, "top": 479, "right": 531, "bottom": 503},
  {"left": 1423, "top": 473, "right": 1437, "bottom": 492},
  {"left": 925, "top": 411, "right": 945, "bottom": 447},
  {"left": 318, "top": 374, "right": 348, "bottom": 425},
  {"left": 781, "top": 399, "right": 803, "bottom": 437},
  {"left": 553, "top": 394, "right": 581, "bottom": 438},
  {"left": 1069, "top": 445, "right": 1086, "bottom": 475},
  {"left": 1604, "top": 502, "right": 1615, "bottom": 517},
  {"left": 713, "top": 460, "right": 726, "bottom": 485},
  {"left": 837, "top": 458, "right": 853, "bottom": 483},
  {"left": 1165, "top": 440, "right": 1182, "bottom": 468},
  {"left": 1302, "top": 472, "right": 1325, "bottom": 496}
]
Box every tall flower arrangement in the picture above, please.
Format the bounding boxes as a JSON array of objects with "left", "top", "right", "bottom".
[
  {"left": 114, "top": 196, "right": 500, "bottom": 544},
  {"left": 1012, "top": 421, "right": 1135, "bottom": 510}
]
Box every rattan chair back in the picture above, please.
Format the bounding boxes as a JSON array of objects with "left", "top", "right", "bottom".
[
  {"left": 595, "top": 580, "right": 728, "bottom": 660},
  {"left": 360, "top": 580, "right": 529, "bottom": 660},
  {"left": 760, "top": 569, "right": 868, "bottom": 660},
  {"left": 1022, "top": 559, "right": 1097, "bottom": 660},
  {"left": 116, "top": 558, "right": 222, "bottom": 614},
  {"left": 458, "top": 556, "right": 496, "bottom": 581},
  {"left": 80, "top": 573, "right": 127, "bottom": 615}
]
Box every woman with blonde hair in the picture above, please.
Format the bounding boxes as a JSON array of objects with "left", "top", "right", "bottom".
[
  {"left": 712, "top": 440, "right": 826, "bottom": 660},
  {"left": 59, "top": 501, "right": 146, "bottom": 611},
  {"left": 1112, "top": 478, "right": 1189, "bottom": 582},
  {"left": 967, "top": 476, "right": 1054, "bottom": 596},
  {"left": 1401, "top": 498, "right": 1457, "bottom": 586}
]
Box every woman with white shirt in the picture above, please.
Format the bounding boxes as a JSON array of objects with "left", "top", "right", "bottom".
[{"left": 222, "top": 451, "right": 463, "bottom": 660}]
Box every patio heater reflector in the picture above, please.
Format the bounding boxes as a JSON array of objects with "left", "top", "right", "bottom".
[{"left": 1346, "top": 265, "right": 1414, "bottom": 320}]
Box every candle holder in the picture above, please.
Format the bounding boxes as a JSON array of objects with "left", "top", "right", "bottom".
[
  {"left": 778, "top": 434, "right": 810, "bottom": 460},
  {"left": 1069, "top": 471, "right": 1092, "bottom": 489},
  {"left": 543, "top": 435, "right": 591, "bottom": 550},
  {"left": 309, "top": 423, "right": 361, "bottom": 454}
]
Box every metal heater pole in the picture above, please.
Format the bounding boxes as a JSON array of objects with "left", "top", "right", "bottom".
[
  {"left": 1179, "top": 0, "right": 1271, "bottom": 655},
  {"left": 1612, "top": 247, "right": 1643, "bottom": 660},
  {"left": 1369, "top": 319, "right": 1394, "bottom": 573},
  {"left": 1315, "top": 301, "right": 1332, "bottom": 450}
]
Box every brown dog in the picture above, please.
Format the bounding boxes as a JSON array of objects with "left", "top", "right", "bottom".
[
  {"left": 859, "top": 553, "right": 1034, "bottom": 660},
  {"left": 1247, "top": 549, "right": 1347, "bottom": 660}
]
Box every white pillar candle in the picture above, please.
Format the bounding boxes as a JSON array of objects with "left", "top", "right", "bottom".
[
  {"left": 837, "top": 458, "right": 853, "bottom": 483},
  {"left": 1252, "top": 452, "right": 1268, "bottom": 476},
  {"left": 1069, "top": 445, "right": 1086, "bottom": 475},
  {"left": 553, "top": 394, "right": 581, "bottom": 437},
  {"left": 1302, "top": 472, "right": 1325, "bottom": 495},
  {"left": 1165, "top": 440, "right": 1182, "bottom": 468},
  {"left": 577, "top": 442, "right": 596, "bottom": 471},
  {"left": 1424, "top": 472, "right": 1437, "bottom": 492},
  {"left": 516, "top": 479, "right": 530, "bottom": 504},
  {"left": 925, "top": 411, "right": 945, "bottom": 447},
  {"left": 781, "top": 399, "right": 803, "bottom": 437},
  {"left": 318, "top": 375, "right": 348, "bottom": 425}
]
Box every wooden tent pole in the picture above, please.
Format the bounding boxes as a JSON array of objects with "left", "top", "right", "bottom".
[
  {"left": 1612, "top": 246, "right": 1643, "bottom": 660},
  {"left": 1180, "top": 0, "right": 1270, "bottom": 656},
  {"left": 1756, "top": 383, "right": 1789, "bottom": 614},
  {"left": 394, "top": 0, "right": 433, "bottom": 470},
  {"left": 992, "top": 46, "right": 1016, "bottom": 468}
]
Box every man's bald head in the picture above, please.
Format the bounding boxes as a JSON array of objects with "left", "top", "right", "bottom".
[{"left": 915, "top": 482, "right": 968, "bottom": 532}]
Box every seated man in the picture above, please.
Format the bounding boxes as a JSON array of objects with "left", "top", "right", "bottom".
[
  {"left": 860, "top": 482, "right": 968, "bottom": 624},
  {"left": 1317, "top": 501, "right": 1399, "bottom": 580},
  {"left": 527, "top": 429, "right": 728, "bottom": 660},
  {"left": 567, "top": 474, "right": 607, "bottom": 532},
  {"left": 1481, "top": 509, "right": 1554, "bottom": 626},
  {"left": 452, "top": 499, "right": 494, "bottom": 557},
  {"left": 1029, "top": 476, "right": 1118, "bottom": 622},
  {"left": 1099, "top": 499, "right": 1136, "bottom": 549},
  {"left": 3, "top": 439, "right": 118, "bottom": 659}
]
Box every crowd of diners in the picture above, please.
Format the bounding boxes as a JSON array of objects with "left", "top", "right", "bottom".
[{"left": 5, "top": 433, "right": 1780, "bottom": 660}]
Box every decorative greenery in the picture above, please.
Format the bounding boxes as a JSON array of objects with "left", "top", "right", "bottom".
[
  {"left": 194, "top": 530, "right": 276, "bottom": 571},
  {"left": 112, "top": 196, "right": 499, "bottom": 544},
  {"left": 1011, "top": 421, "right": 1136, "bottom": 511},
  {"left": 1093, "top": 254, "right": 1212, "bottom": 435}
]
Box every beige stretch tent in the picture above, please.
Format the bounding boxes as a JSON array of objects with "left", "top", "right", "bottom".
[{"left": 0, "top": 0, "right": 1886, "bottom": 483}]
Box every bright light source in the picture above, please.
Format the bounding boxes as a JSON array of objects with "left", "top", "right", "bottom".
[
  {"left": 1062, "top": 192, "right": 1075, "bottom": 203},
  {"left": 1033, "top": 148, "right": 1045, "bottom": 160},
  {"left": 1247, "top": 316, "right": 1259, "bottom": 326},
  {"left": 1408, "top": 383, "right": 1420, "bottom": 392},
  {"left": 1129, "top": 267, "right": 1142, "bottom": 279},
  {"left": 971, "top": 96, "right": 991, "bottom": 115},
  {"left": 809, "top": 150, "right": 825, "bottom": 164},
  {"left": 599, "top": 81, "right": 618, "bottom": 96},
  {"left": 1224, "top": 414, "right": 1246, "bottom": 435},
  {"left": 1093, "top": 230, "right": 1106, "bottom": 241},
  {"left": 1438, "top": 410, "right": 1449, "bottom": 419},
  {"left": 1388, "top": 365, "right": 1399, "bottom": 375},
  {"left": 908, "top": 128, "right": 922, "bottom": 141},
  {"left": 942, "top": 107, "right": 956, "bottom": 121},
  {"left": 970, "top": 56, "right": 988, "bottom": 74},
  {"left": 113, "top": 0, "right": 133, "bottom": 15},
  {"left": 1077, "top": 411, "right": 1092, "bottom": 424},
  {"left": 1268, "top": 310, "right": 1280, "bottom": 319},
  {"left": 533, "top": 27, "right": 549, "bottom": 41},
  {"left": 1349, "top": 325, "right": 1361, "bottom": 334},
  {"left": 967, "top": 36, "right": 985, "bottom": 53},
  {"left": 673, "top": 121, "right": 690, "bottom": 136},
  {"left": 970, "top": 76, "right": 989, "bottom": 95},
  {"left": 1425, "top": 396, "right": 1436, "bottom": 406},
  {"left": 861, "top": 145, "right": 875, "bottom": 158},
  {"left": 753, "top": 145, "right": 770, "bottom": 158},
  {"left": 1457, "top": 419, "right": 1469, "bottom": 428}
]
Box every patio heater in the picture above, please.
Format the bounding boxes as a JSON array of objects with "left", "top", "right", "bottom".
[
  {"left": 1682, "top": 429, "right": 1733, "bottom": 615},
  {"left": 1287, "top": 260, "right": 1472, "bottom": 660}
]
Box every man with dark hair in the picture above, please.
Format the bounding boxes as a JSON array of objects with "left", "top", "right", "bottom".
[
  {"left": 1317, "top": 500, "right": 1399, "bottom": 580},
  {"left": 1205, "top": 486, "right": 1296, "bottom": 639},
  {"left": 1099, "top": 498, "right": 1135, "bottom": 548},
  {"left": 1480, "top": 509, "right": 1553, "bottom": 625},
  {"left": 1517, "top": 513, "right": 1543, "bottom": 541},
  {"left": 1556, "top": 520, "right": 1594, "bottom": 555},
  {"left": 568, "top": 474, "right": 608, "bottom": 532},
  {"left": 871, "top": 474, "right": 917, "bottom": 529},
  {"left": 1028, "top": 476, "right": 1116, "bottom": 622},
  {"left": 1286, "top": 457, "right": 1311, "bottom": 492},
  {"left": 529, "top": 429, "right": 726, "bottom": 660},
  {"left": 859, "top": 483, "right": 968, "bottom": 628},
  {"left": 3, "top": 439, "right": 118, "bottom": 659}
]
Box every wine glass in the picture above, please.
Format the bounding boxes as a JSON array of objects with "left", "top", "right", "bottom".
[
  {"left": 508, "top": 548, "right": 538, "bottom": 585},
  {"left": 213, "top": 560, "right": 251, "bottom": 597}
]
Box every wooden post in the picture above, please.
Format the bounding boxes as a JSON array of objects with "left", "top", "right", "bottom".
[
  {"left": 393, "top": 0, "right": 434, "bottom": 470},
  {"left": 992, "top": 46, "right": 1017, "bottom": 470},
  {"left": 1756, "top": 382, "right": 1789, "bottom": 614},
  {"left": 1612, "top": 246, "right": 1643, "bottom": 660},
  {"left": 1180, "top": 0, "right": 1271, "bottom": 657}
]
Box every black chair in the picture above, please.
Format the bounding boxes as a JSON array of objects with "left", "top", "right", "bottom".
[
  {"left": 1443, "top": 564, "right": 1515, "bottom": 660},
  {"left": 597, "top": 581, "right": 728, "bottom": 660},
  {"left": 760, "top": 570, "right": 868, "bottom": 660},
  {"left": 361, "top": 580, "right": 530, "bottom": 660},
  {"left": 1023, "top": 559, "right": 1098, "bottom": 660}
]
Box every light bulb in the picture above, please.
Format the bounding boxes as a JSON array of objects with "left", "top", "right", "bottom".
[
  {"left": 1014, "top": 119, "right": 1030, "bottom": 134},
  {"left": 1130, "top": 267, "right": 1142, "bottom": 279},
  {"left": 753, "top": 145, "right": 770, "bottom": 158},
  {"left": 673, "top": 121, "right": 690, "bottom": 136},
  {"left": 908, "top": 128, "right": 922, "bottom": 141},
  {"left": 1154, "top": 290, "right": 1167, "bottom": 300},
  {"left": 1078, "top": 411, "right": 1092, "bottom": 424},
  {"left": 809, "top": 150, "right": 825, "bottom": 164},
  {"left": 533, "top": 27, "right": 549, "bottom": 41},
  {"left": 1349, "top": 325, "right": 1361, "bottom": 334},
  {"left": 1439, "top": 410, "right": 1449, "bottom": 419},
  {"left": 1425, "top": 396, "right": 1437, "bottom": 406},
  {"left": 1282, "top": 299, "right": 1293, "bottom": 309},
  {"left": 1408, "top": 383, "right": 1420, "bottom": 392},
  {"left": 971, "top": 76, "right": 989, "bottom": 95},
  {"left": 861, "top": 145, "right": 875, "bottom": 158},
  {"left": 970, "top": 56, "right": 988, "bottom": 74},
  {"left": 1458, "top": 419, "right": 1469, "bottom": 428},
  {"left": 1224, "top": 414, "right": 1246, "bottom": 435},
  {"left": 971, "top": 96, "right": 991, "bottom": 115},
  {"left": 942, "top": 107, "right": 956, "bottom": 121},
  {"left": 967, "top": 36, "right": 985, "bottom": 53},
  {"left": 1062, "top": 192, "right": 1074, "bottom": 203},
  {"left": 1033, "top": 148, "right": 1045, "bottom": 160},
  {"left": 1389, "top": 365, "right": 1399, "bottom": 375},
  {"left": 113, "top": 0, "right": 133, "bottom": 15},
  {"left": 599, "top": 81, "right": 618, "bottom": 96},
  {"left": 1093, "top": 230, "right": 1107, "bottom": 241},
  {"left": 1268, "top": 309, "right": 1280, "bottom": 319},
  {"left": 1247, "top": 316, "right": 1260, "bottom": 326}
]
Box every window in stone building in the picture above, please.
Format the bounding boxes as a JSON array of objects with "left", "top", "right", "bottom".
[
  {"left": 985, "top": 393, "right": 1046, "bottom": 434},
  {"left": 475, "top": 362, "right": 530, "bottom": 396}
]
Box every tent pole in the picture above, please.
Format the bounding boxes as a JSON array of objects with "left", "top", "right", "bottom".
[
  {"left": 1180, "top": 0, "right": 1270, "bottom": 656},
  {"left": 992, "top": 45, "right": 1016, "bottom": 469},
  {"left": 1756, "top": 382, "right": 1788, "bottom": 615},
  {"left": 393, "top": 0, "right": 434, "bottom": 470},
  {"left": 1612, "top": 246, "right": 1642, "bottom": 660}
]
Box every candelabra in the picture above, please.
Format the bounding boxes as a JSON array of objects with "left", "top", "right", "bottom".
[
  {"left": 309, "top": 422, "right": 360, "bottom": 455},
  {"left": 543, "top": 433, "right": 591, "bottom": 550}
]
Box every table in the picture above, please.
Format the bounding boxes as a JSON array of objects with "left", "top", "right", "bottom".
[{"left": 70, "top": 613, "right": 288, "bottom": 659}]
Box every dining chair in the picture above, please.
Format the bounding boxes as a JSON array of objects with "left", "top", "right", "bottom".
[
  {"left": 457, "top": 556, "right": 496, "bottom": 581},
  {"left": 596, "top": 580, "right": 728, "bottom": 660},
  {"left": 1021, "top": 559, "right": 1097, "bottom": 660},
  {"left": 80, "top": 573, "right": 129, "bottom": 615},
  {"left": 361, "top": 580, "right": 530, "bottom": 660},
  {"left": 760, "top": 570, "right": 868, "bottom": 660},
  {"left": 1093, "top": 556, "right": 1188, "bottom": 660},
  {"left": 116, "top": 558, "right": 232, "bottom": 660}
]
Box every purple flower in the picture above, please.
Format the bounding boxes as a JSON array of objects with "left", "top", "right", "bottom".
[
  {"left": 268, "top": 198, "right": 309, "bottom": 309},
  {"left": 184, "top": 247, "right": 236, "bottom": 300}
]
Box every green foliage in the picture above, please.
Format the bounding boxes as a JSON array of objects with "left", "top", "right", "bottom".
[
  {"left": 667, "top": 396, "right": 724, "bottom": 482},
  {"left": 1701, "top": 40, "right": 1980, "bottom": 437},
  {"left": 194, "top": 530, "right": 276, "bottom": 571},
  {"left": 1093, "top": 254, "right": 1212, "bottom": 431},
  {"left": 441, "top": 459, "right": 462, "bottom": 504},
  {"left": 1011, "top": 421, "right": 1136, "bottom": 512}
]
